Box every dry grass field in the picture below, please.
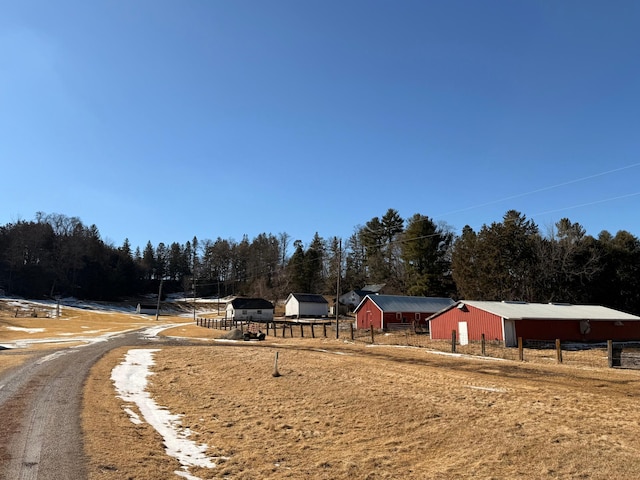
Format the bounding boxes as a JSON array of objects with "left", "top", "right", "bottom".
[{"left": 4, "top": 301, "right": 640, "bottom": 479}]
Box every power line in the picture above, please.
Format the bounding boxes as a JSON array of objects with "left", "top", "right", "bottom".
[
  {"left": 531, "top": 192, "right": 640, "bottom": 218},
  {"left": 433, "top": 162, "right": 640, "bottom": 220}
]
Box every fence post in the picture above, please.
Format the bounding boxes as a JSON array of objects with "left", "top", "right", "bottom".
[
  {"left": 350, "top": 322, "right": 354, "bottom": 341},
  {"left": 481, "top": 333, "right": 486, "bottom": 356},
  {"left": 518, "top": 337, "right": 524, "bottom": 361},
  {"left": 608, "top": 340, "right": 613, "bottom": 368},
  {"left": 311, "top": 323, "right": 315, "bottom": 338},
  {"left": 451, "top": 330, "right": 456, "bottom": 353},
  {"left": 300, "top": 324, "right": 304, "bottom": 338},
  {"left": 283, "top": 324, "right": 287, "bottom": 337},
  {"left": 370, "top": 325, "right": 375, "bottom": 344},
  {"left": 323, "top": 322, "right": 327, "bottom": 337},
  {"left": 556, "top": 339, "right": 563, "bottom": 364},
  {"left": 289, "top": 324, "right": 293, "bottom": 338}
]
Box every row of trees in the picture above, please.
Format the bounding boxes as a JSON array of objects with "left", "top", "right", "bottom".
[{"left": 1, "top": 210, "right": 639, "bottom": 315}]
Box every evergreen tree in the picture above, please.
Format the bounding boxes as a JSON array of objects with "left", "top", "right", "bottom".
[{"left": 401, "top": 214, "right": 455, "bottom": 297}]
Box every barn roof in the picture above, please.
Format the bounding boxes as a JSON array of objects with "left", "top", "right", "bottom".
[
  {"left": 361, "top": 283, "right": 386, "bottom": 293},
  {"left": 441, "top": 300, "right": 640, "bottom": 321},
  {"left": 288, "top": 293, "right": 328, "bottom": 304},
  {"left": 354, "top": 295, "right": 455, "bottom": 313},
  {"left": 229, "top": 297, "right": 274, "bottom": 310}
]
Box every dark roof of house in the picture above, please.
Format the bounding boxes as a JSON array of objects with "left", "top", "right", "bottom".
[
  {"left": 288, "top": 293, "right": 328, "bottom": 304},
  {"left": 354, "top": 295, "right": 455, "bottom": 314},
  {"left": 229, "top": 297, "right": 274, "bottom": 310}
]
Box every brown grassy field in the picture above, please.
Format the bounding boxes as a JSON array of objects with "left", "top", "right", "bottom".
[
  {"left": 87, "top": 325, "right": 640, "bottom": 479},
  {"left": 4, "top": 302, "right": 640, "bottom": 479}
]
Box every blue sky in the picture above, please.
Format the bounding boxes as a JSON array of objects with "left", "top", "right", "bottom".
[{"left": 2, "top": 1, "right": 640, "bottom": 252}]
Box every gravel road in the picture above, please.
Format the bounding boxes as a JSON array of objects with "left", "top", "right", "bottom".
[{"left": 0, "top": 331, "right": 178, "bottom": 479}]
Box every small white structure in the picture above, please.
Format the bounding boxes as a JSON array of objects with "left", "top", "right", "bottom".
[
  {"left": 136, "top": 303, "right": 159, "bottom": 315},
  {"left": 339, "top": 284, "right": 387, "bottom": 311},
  {"left": 285, "top": 293, "right": 329, "bottom": 319},
  {"left": 226, "top": 298, "right": 274, "bottom": 322}
]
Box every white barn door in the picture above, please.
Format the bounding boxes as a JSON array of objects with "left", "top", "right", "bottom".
[
  {"left": 503, "top": 319, "right": 517, "bottom": 347},
  {"left": 458, "top": 322, "right": 469, "bottom": 346}
]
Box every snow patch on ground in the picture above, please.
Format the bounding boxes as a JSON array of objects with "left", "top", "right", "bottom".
[
  {"left": 5, "top": 326, "right": 45, "bottom": 333},
  {"left": 111, "top": 348, "right": 224, "bottom": 479},
  {"left": 468, "top": 386, "right": 507, "bottom": 393}
]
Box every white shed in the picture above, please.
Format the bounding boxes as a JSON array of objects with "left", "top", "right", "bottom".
[
  {"left": 226, "top": 297, "right": 274, "bottom": 322},
  {"left": 136, "top": 303, "right": 159, "bottom": 315},
  {"left": 285, "top": 293, "right": 329, "bottom": 319}
]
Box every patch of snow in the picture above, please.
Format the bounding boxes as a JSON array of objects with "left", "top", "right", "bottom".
[
  {"left": 140, "top": 324, "right": 186, "bottom": 338},
  {"left": 6, "top": 326, "right": 45, "bottom": 333},
  {"left": 366, "top": 344, "right": 507, "bottom": 361},
  {"left": 123, "top": 407, "right": 143, "bottom": 424},
  {"left": 111, "top": 349, "right": 224, "bottom": 479},
  {"left": 468, "top": 386, "right": 507, "bottom": 393},
  {"left": 36, "top": 350, "right": 72, "bottom": 365}
]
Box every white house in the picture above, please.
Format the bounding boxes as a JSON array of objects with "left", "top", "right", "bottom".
[
  {"left": 339, "top": 284, "right": 387, "bottom": 311},
  {"left": 285, "top": 293, "right": 329, "bottom": 319},
  {"left": 226, "top": 297, "right": 274, "bottom": 322}
]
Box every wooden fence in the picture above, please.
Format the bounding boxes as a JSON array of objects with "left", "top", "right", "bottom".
[
  {"left": 195, "top": 318, "right": 640, "bottom": 369},
  {"left": 195, "top": 317, "right": 355, "bottom": 340}
]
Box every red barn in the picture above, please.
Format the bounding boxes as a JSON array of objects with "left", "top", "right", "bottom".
[
  {"left": 354, "top": 295, "right": 455, "bottom": 330},
  {"left": 429, "top": 300, "right": 640, "bottom": 347}
]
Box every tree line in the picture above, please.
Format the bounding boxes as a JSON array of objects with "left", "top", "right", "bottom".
[{"left": 1, "top": 210, "right": 639, "bottom": 315}]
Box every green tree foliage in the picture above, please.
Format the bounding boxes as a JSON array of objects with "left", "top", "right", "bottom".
[
  {"left": 535, "top": 218, "right": 601, "bottom": 304},
  {"left": 360, "top": 208, "right": 404, "bottom": 291},
  {"left": 401, "top": 215, "right": 455, "bottom": 297},
  {"left": 344, "top": 230, "right": 367, "bottom": 291},
  {"left": 592, "top": 230, "right": 640, "bottom": 313},
  {"left": 452, "top": 211, "right": 540, "bottom": 301},
  {"left": 2, "top": 210, "right": 640, "bottom": 315}
]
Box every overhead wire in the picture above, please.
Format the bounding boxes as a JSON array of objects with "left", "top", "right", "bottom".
[{"left": 433, "top": 161, "right": 640, "bottom": 220}]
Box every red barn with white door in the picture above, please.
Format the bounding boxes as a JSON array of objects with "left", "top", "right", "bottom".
[
  {"left": 429, "top": 300, "right": 640, "bottom": 347},
  {"left": 354, "top": 295, "right": 454, "bottom": 330}
]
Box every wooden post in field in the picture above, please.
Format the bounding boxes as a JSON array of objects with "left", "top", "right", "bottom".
[
  {"left": 451, "top": 330, "right": 456, "bottom": 353},
  {"left": 556, "top": 339, "right": 563, "bottom": 364},
  {"left": 300, "top": 324, "right": 304, "bottom": 338},
  {"left": 272, "top": 351, "right": 281, "bottom": 377},
  {"left": 518, "top": 337, "right": 524, "bottom": 361},
  {"left": 323, "top": 322, "right": 327, "bottom": 337},
  {"left": 350, "top": 322, "right": 354, "bottom": 341},
  {"left": 608, "top": 340, "right": 613, "bottom": 368},
  {"left": 311, "top": 323, "right": 315, "bottom": 338},
  {"left": 289, "top": 324, "right": 293, "bottom": 337},
  {"left": 481, "top": 334, "right": 486, "bottom": 356},
  {"left": 370, "top": 325, "right": 375, "bottom": 344},
  {"left": 283, "top": 324, "right": 287, "bottom": 337}
]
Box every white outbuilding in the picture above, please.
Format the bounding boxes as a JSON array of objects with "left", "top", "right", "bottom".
[
  {"left": 226, "top": 297, "right": 274, "bottom": 322},
  {"left": 285, "top": 293, "right": 329, "bottom": 319}
]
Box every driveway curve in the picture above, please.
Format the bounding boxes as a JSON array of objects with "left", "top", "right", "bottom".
[{"left": 0, "top": 330, "right": 183, "bottom": 479}]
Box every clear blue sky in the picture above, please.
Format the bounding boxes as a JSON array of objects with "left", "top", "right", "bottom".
[{"left": 2, "top": 0, "right": 640, "bottom": 252}]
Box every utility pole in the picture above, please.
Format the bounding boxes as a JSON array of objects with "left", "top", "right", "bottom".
[
  {"left": 336, "top": 238, "right": 341, "bottom": 339},
  {"left": 193, "top": 278, "right": 197, "bottom": 323},
  {"left": 155, "top": 279, "right": 163, "bottom": 321}
]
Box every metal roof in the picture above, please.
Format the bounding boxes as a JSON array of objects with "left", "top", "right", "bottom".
[
  {"left": 354, "top": 295, "right": 455, "bottom": 313},
  {"left": 229, "top": 298, "right": 274, "bottom": 310},
  {"left": 361, "top": 284, "right": 386, "bottom": 293},
  {"left": 453, "top": 300, "right": 640, "bottom": 321},
  {"left": 288, "top": 293, "right": 328, "bottom": 304}
]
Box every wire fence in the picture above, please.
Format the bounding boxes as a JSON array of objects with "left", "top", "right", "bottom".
[{"left": 195, "top": 317, "right": 639, "bottom": 369}]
